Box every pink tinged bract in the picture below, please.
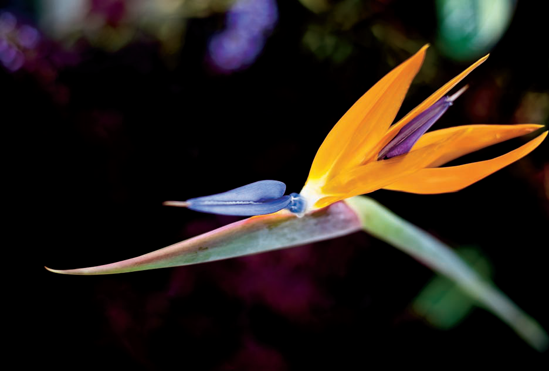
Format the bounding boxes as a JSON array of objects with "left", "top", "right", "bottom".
[{"left": 46, "top": 201, "right": 362, "bottom": 275}]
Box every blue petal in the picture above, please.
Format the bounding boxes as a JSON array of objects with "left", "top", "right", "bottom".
[
  {"left": 377, "top": 85, "right": 470, "bottom": 160},
  {"left": 186, "top": 180, "right": 290, "bottom": 216}
]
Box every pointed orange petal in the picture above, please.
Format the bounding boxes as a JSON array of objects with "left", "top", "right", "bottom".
[
  {"left": 319, "top": 130, "right": 464, "bottom": 205},
  {"left": 368, "top": 54, "right": 489, "bottom": 162},
  {"left": 414, "top": 124, "right": 543, "bottom": 167},
  {"left": 306, "top": 45, "right": 428, "bottom": 183},
  {"left": 383, "top": 131, "right": 547, "bottom": 194}
]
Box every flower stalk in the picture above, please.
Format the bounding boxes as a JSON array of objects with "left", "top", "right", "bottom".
[
  {"left": 47, "top": 196, "right": 548, "bottom": 351},
  {"left": 46, "top": 45, "right": 548, "bottom": 351}
]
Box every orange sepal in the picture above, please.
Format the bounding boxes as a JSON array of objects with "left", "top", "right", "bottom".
[
  {"left": 306, "top": 45, "right": 428, "bottom": 182},
  {"left": 316, "top": 130, "right": 464, "bottom": 206},
  {"left": 383, "top": 131, "right": 547, "bottom": 194},
  {"left": 415, "top": 124, "right": 544, "bottom": 168}
]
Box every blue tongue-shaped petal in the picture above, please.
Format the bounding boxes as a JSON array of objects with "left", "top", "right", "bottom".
[
  {"left": 164, "top": 180, "right": 292, "bottom": 216},
  {"left": 379, "top": 86, "right": 467, "bottom": 160}
]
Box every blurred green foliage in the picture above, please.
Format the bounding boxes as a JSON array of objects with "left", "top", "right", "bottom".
[
  {"left": 436, "top": 0, "right": 515, "bottom": 61},
  {"left": 413, "top": 246, "right": 492, "bottom": 329}
]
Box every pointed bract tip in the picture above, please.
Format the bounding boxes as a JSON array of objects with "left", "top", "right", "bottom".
[
  {"left": 163, "top": 201, "right": 190, "bottom": 207},
  {"left": 45, "top": 266, "right": 66, "bottom": 274},
  {"left": 416, "top": 44, "right": 430, "bottom": 55},
  {"left": 448, "top": 85, "right": 469, "bottom": 102},
  {"left": 479, "top": 54, "right": 490, "bottom": 63}
]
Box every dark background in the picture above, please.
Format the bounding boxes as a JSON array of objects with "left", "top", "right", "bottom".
[{"left": 4, "top": 0, "right": 548, "bottom": 369}]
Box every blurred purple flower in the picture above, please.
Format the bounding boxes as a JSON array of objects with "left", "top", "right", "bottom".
[
  {"left": 17, "top": 25, "right": 40, "bottom": 49},
  {"left": 0, "top": 11, "right": 79, "bottom": 107},
  {"left": 0, "top": 12, "right": 42, "bottom": 72},
  {"left": 208, "top": 0, "right": 278, "bottom": 73},
  {"left": 0, "top": 12, "right": 23, "bottom": 71}
]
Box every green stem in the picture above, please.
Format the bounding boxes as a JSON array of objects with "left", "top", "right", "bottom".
[{"left": 346, "top": 196, "right": 548, "bottom": 352}]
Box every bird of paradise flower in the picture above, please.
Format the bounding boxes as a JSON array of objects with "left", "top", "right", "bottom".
[
  {"left": 300, "top": 44, "right": 545, "bottom": 209},
  {"left": 47, "top": 45, "right": 548, "bottom": 350},
  {"left": 163, "top": 44, "right": 545, "bottom": 215}
]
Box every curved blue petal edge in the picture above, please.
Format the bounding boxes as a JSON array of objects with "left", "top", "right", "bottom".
[
  {"left": 187, "top": 180, "right": 291, "bottom": 216},
  {"left": 188, "top": 195, "right": 292, "bottom": 216}
]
